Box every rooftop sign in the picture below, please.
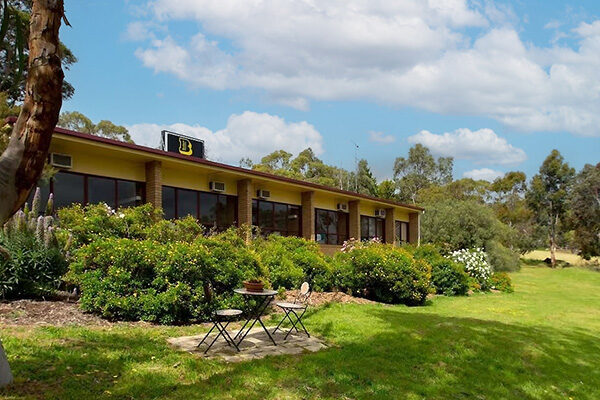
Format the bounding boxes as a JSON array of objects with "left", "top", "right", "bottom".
[{"left": 161, "top": 130, "right": 205, "bottom": 159}]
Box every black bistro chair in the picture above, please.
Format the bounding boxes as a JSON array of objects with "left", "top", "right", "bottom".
[
  {"left": 197, "top": 289, "right": 242, "bottom": 354},
  {"left": 272, "top": 282, "right": 312, "bottom": 340}
]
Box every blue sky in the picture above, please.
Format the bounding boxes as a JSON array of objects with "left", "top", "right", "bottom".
[{"left": 61, "top": 0, "right": 599, "bottom": 181}]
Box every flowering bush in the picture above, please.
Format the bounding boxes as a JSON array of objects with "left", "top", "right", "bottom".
[
  {"left": 67, "top": 235, "right": 264, "bottom": 324},
  {"left": 451, "top": 248, "right": 492, "bottom": 289},
  {"left": 490, "top": 272, "right": 514, "bottom": 293},
  {"left": 333, "top": 243, "right": 431, "bottom": 305},
  {"left": 0, "top": 188, "right": 67, "bottom": 298},
  {"left": 253, "top": 235, "right": 332, "bottom": 291},
  {"left": 56, "top": 202, "right": 161, "bottom": 248},
  {"left": 402, "top": 244, "right": 469, "bottom": 296}
]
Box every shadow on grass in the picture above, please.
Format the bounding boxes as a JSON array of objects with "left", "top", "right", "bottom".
[{"left": 2, "top": 306, "right": 600, "bottom": 399}]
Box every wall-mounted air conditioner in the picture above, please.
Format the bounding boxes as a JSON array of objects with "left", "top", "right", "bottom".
[
  {"left": 375, "top": 209, "right": 386, "bottom": 218},
  {"left": 257, "top": 189, "right": 271, "bottom": 199},
  {"left": 209, "top": 181, "right": 226, "bottom": 192},
  {"left": 49, "top": 153, "right": 72, "bottom": 169},
  {"left": 336, "top": 203, "right": 348, "bottom": 212}
]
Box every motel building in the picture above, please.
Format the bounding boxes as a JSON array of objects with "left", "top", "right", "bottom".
[{"left": 22, "top": 123, "right": 424, "bottom": 254}]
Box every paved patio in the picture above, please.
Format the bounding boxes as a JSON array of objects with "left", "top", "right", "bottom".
[{"left": 167, "top": 326, "right": 328, "bottom": 362}]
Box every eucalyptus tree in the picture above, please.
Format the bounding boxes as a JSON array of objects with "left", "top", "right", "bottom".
[
  {"left": 0, "top": 0, "right": 68, "bottom": 386},
  {"left": 527, "top": 150, "right": 575, "bottom": 267},
  {"left": 393, "top": 144, "right": 453, "bottom": 204},
  {"left": 570, "top": 163, "right": 600, "bottom": 259}
]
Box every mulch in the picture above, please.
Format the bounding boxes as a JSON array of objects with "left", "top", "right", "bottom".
[{"left": 0, "top": 290, "right": 379, "bottom": 327}]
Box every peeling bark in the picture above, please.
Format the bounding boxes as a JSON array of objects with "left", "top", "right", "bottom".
[{"left": 0, "top": 0, "right": 66, "bottom": 387}]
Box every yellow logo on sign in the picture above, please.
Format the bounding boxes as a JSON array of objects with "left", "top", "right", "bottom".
[{"left": 178, "top": 137, "right": 193, "bottom": 156}]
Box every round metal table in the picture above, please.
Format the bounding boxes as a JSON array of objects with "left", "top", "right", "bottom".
[{"left": 233, "top": 288, "right": 278, "bottom": 346}]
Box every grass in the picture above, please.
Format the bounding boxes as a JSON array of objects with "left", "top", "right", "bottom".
[{"left": 2, "top": 266, "right": 600, "bottom": 399}]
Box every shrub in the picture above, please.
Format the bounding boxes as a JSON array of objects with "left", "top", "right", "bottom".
[
  {"left": 253, "top": 235, "right": 333, "bottom": 291},
  {"left": 486, "top": 240, "right": 521, "bottom": 272},
  {"left": 0, "top": 188, "right": 67, "bottom": 299},
  {"left": 67, "top": 237, "right": 264, "bottom": 324},
  {"left": 403, "top": 244, "right": 469, "bottom": 296},
  {"left": 451, "top": 248, "right": 492, "bottom": 291},
  {"left": 490, "top": 272, "right": 514, "bottom": 293},
  {"left": 145, "top": 216, "right": 204, "bottom": 243},
  {"left": 57, "top": 203, "right": 160, "bottom": 248},
  {"left": 430, "top": 260, "right": 469, "bottom": 296},
  {"left": 333, "top": 243, "right": 431, "bottom": 305},
  {"left": 0, "top": 232, "right": 68, "bottom": 299}
]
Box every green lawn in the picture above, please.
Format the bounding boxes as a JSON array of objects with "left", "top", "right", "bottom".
[{"left": 2, "top": 266, "right": 600, "bottom": 399}]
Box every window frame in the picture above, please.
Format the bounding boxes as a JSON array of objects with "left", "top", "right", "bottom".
[
  {"left": 252, "top": 198, "right": 302, "bottom": 237},
  {"left": 360, "top": 215, "right": 385, "bottom": 242},
  {"left": 314, "top": 208, "right": 350, "bottom": 245},
  {"left": 395, "top": 220, "right": 410, "bottom": 244},
  {"left": 47, "top": 170, "right": 145, "bottom": 210},
  {"left": 162, "top": 185, "right": 238, "bottom": 231}
]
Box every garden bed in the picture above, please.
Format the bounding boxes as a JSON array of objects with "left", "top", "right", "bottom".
[
  {"left": 0, "top": 299, "right": 119, "bottom": 327},
  {"left": 0, "top": 290, "right": 378, "bottom": 327}
]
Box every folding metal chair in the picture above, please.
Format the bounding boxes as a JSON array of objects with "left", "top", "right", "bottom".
[
  {"left": 197, "top": 294, "right": 242, "bottom": 354},
  {"left": 272, "top": 282, "right": 311, "bottom": 340}
]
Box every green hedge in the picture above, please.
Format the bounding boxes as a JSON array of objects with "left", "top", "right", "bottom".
[
  {"left": 54, "top": 204, "right": 515, "bottom": 323},
  {"left": 404, "top": 244, "right": 469, "bottom": 296},
  {"left": 333, "top": 243, "right": 431, "bottom": 305},
  {"left": 67, "top": 236, "right": 264, "bottom": 324},
  {"left": 252, "top": 235, "right": 333, "bottom": 291}
]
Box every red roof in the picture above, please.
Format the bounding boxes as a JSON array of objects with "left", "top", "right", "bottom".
[{"left": 4, "top": 116, "right": 424, "bottom": 211}]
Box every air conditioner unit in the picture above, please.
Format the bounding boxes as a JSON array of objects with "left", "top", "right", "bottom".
[
  {"left": 49, "top": 153, "right": 72, "bottom": 169},
  {"left": 336, "top": 203, "right": 348, "bottom": 212},
  {"left": 257, "top": 189, "right": 271, "bottom": 199},
  {"left": 375, "top": 209, "right": 386, "bottom": 218},
  {"left": 209, "top": 181, "right": 226, "bottom": 192}
]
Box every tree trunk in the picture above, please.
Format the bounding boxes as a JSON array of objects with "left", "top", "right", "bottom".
[
  {"left": 0, "top": 0, "right": 66, "bottom": 387},
  {"left": 550, "top": 237, "right": 557, "bottom": 268}
]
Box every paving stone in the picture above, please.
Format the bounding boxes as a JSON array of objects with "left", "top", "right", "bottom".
[{"left": 168, "top": 326, "right": 327, "bottom": 362}]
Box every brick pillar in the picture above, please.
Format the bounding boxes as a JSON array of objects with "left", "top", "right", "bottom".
[
  {"left": 301, "top": 191, "right": 315, "bottom": 240},
  {"left": 237, "top": 179, "right": 253, "bottom": 227},
  {"left": 348, "top": 200, "right": 360, "bottom": 240},
  {"left": 409, "top": 212, "right": 420, "bottom": 245},
  {"left": 385, "top": 207, "right": 395, "bottom": 244},
  {"left": 145, "top": 161, "right": 162, "bottom": 209}
]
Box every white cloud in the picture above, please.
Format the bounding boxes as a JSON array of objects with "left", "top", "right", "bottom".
[
  {"left": 368, "top": 130, "right": 395, "bottom": 144},
  {"left": 129, "top": 1, "right": 600, "bottom": 136},
  {"left": 463, "top": 168, "right": 504, "bottom": 181},
  {"left": 408, "top": 128, "right": 526, "bottom": 165},
  {"left": 127, "top": 111, "right": 324, "bottom": 165}
]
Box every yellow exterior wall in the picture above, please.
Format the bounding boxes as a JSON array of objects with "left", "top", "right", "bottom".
[
  {"left": 253, "top": 181, "right": 303, "bottom": 205},
  {"left": 162, "top": 167, "right": 239, "bottom": 196},
  {"left": 49, "top": 133, "right": 420, "bottom": 224},
  {"left": 50, "top": 140, "right": 145, "bottom": 182}
]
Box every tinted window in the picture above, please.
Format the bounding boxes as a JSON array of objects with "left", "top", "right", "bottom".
[
  {"left": 258, "top": 201, "right": 273, "bottom": 229},
  {"left": 287, "top": 206, "right": 300, "bottom": 235},
  {"left": 315, "top": 209, "right": 349, "bottom": 245},
  {"left": 118, "top": 180, "right": 144, "bottom": 208},
  {"left": 395, "top": 221, "right": 409, "bottom": 243},
  {"left": 162, "top": 186, "right": 176, "bottom": 219},
  {"left": 361, "top": 215, "right": 385, "bottom": 241},
  {"left": 177, "top": 189, "right": 197, "bottom": 218},
  {"left": 253, "top": 199, "right": 301, "bottom": 237},
  {"left": 88, "top": 176, "right": 116, "bottom": 208},
  {"left": 200, "top": 192, "right": 217, "bottom": 227},
  {"left": 53, "top": 172, "right": 84, "bottom": 210}
]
